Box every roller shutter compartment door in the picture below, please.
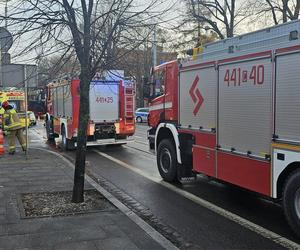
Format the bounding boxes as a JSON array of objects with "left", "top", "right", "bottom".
[
  {"left": 179, "top": 66, "right": 217, "bottom": 130},
  {"left": 218, "top": 58, "right": 272, "bottom": 157},
  {"left": 275, "top": 52, "right": 300, "bottom": 143}
]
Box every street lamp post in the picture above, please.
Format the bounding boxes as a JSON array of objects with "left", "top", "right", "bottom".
[
  {"left": 4, "top": 0, "right": 7, "bottom": 28},
  {"left": 192, "top": 0, "right": 201, "bottom": 47},
  {"left": 24, "top": 65, "right": 29, "bottom": 158},
  {"left": 0, "top": 0, "right": 10, "bottom": 29},
  {"left": 152, "top": 25, "right": 157, "bottom": 68},
  {"left": 197, "top": 1, "right": 201, "bottom": 47},
  {"left": 193, "top": 0, "right": 201, "bottom": 47},
  {"left": 0, "top": 0, "right": 13, "bottom": 88}
]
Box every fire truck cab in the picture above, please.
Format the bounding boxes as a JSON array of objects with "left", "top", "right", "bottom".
[{"left": 146, "top": 20, "right": 300, "bottom": 237}]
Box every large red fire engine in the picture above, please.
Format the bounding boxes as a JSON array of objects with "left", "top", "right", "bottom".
[
  {"left": 147, "top": 20, "right": 300, "bottom": 236},
  {"left": 45, "top": 76, "right": 135, "bottom": 150}
]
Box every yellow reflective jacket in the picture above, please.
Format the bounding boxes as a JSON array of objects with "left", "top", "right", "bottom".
[
  {"left": 0, "top": 108, "right": 4, "bottom": 129},
  {"left": 4, "top": 109, "right": 24, "bottom": 130}
]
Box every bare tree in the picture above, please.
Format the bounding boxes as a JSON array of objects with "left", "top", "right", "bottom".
[
  {"left": 170, "top": 17, "right": 218, "bottom": 52},
  {"left": 261, "top": 0, "right": 300, "bottom": 24},
  {"left": 5, "top": 0, "right": 174, "bottom": 203},
  {"left": 38, "top": 54, "right": 80, "bottom": 87},
  {"left": 186, "top": 0, "right": 257, "bottom": 39}
]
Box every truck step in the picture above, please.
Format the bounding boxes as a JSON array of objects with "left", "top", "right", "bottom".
[{"left": 178, "top": 176, "right": 197, "bottom": 183}]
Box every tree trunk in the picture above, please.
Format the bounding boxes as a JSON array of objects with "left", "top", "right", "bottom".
[
  {"left": 228, "top": 0, "right": 235, "bottom": 38},
  {"left": 292, "top": 0, "right": 300, "bottom": 20},
  {"left": 266, "top": 0, "right": 279, "bottom": 25},
  {"left": 282, "top": 0, "right": 288, "bottom": 22},
  {"left": 72, "top": 66, "right": 90, "bottom": 203}
]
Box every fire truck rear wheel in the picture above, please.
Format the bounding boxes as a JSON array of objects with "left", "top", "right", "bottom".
[
  {"left": 157, "top": 139, "right": 177, "bottom": 182},
  {"left": 61, "top": 126, "right": 75, "bottom": 151},
  {"left": 46, "top": 120, "right": 54, "bottom": 141},
  {"left": 283, "top": 169, "right": 300, "bottom": 238}
]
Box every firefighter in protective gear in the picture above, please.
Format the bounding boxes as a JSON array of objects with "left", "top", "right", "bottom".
[
  {"left": 0, "top": 104, "right": 4, "bottom": 116},
  {"left": 0, "top": 103, "right": 4, "bottom": 130},
  {"left": 2, "top": 101, "right": 26, "bottom": 154}
]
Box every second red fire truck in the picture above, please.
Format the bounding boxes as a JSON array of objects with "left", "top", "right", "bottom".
[
  {"left": 45, "top": 75, "right": 135, "bottom": 150},
  {"left": 146, "top": 20, "right": 300, "bottom": 236}
]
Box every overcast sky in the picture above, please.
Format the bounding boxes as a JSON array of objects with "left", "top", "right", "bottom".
[
  {"left": 0, "top": 0, "right": 277, "bottom": 65},
  {"left": 0, "top": 0, "right": 183, "bottom": 64}
]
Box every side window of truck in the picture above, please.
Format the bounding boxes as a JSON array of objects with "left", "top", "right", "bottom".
[{"left": 154, "top": 69, "right": 165, "bottom": 97}]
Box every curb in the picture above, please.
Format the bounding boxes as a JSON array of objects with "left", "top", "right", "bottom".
[{"left": 32, "top": 147, "right": 179, "bottom": 250}]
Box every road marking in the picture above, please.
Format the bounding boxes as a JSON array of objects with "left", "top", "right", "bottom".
[
  {"left": 31, "top": 147, "right": 178, "bottom": 250},
  {"left": 94, "top": 149, "right": 161, "bottom": 182},
  {"left": 134, "top": 135, "right": 143, "bottom": 139},
  {"left": 30, "top": 139, "right": 41, "bottom": 142},
  {"left": 127, "top": 138, "right": 149, "bottom": 147},
  {"left": 94, "top": 149, "right": 300, "bottom": 250},
  {"left": 124, "top": 145, "right": 155, "bottom": 157},
  {"left": 30, "top": 126, "right": 299, "bottom": 248},
  {"left": 134, "top": 140, "right": 149, "bottom": 146}
]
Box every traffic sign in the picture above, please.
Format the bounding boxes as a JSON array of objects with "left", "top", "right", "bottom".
[{"left": 0, "top": 27, "right": 13, "bottom": 52}]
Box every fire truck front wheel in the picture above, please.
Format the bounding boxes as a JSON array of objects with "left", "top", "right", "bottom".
[
  {"left": 283, "top": 169, "right": 300, "bottom": 238},
  {"left": 157, "top": 139, "right": 177, "bottom": 182},
  {"left": 61, "top": 126, "right": 75, "bottom": 151}
]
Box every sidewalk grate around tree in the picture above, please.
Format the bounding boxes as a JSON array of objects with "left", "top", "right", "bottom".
[{"left": 18, "top": 189, "right": 117, "bottom": 218}]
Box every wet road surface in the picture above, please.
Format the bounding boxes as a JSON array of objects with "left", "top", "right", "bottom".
[{"left": 29, "top": 122, "right": 300, "bottom": 249}]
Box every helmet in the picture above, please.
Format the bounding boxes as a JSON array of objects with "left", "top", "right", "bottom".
[{"left": 2, "top": 101, "right": 9, "bottom": 109}]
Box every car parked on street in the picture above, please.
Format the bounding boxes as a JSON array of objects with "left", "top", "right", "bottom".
[{"left": 135, "top": 107, "right": 149, "bottom": 123}]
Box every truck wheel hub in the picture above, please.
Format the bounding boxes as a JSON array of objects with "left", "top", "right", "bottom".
[{"left": 160, "top": 148, "right": 172, "bottom": 174}]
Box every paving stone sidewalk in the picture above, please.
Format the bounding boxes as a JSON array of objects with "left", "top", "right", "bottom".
[{"left": 0, "top": 148, "right": 164, "bottom": 250}]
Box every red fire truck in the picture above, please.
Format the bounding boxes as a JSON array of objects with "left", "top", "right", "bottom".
[
  {"left": 45, "top": 77, "right": 135, "bottom": 150},
  {"left": 146, "top": 20, "right": 300, "bottom": 236}
]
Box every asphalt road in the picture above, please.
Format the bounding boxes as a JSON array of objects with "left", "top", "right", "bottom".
[{"left": 29, "top": 122, "right": 300, "bottom": 249}]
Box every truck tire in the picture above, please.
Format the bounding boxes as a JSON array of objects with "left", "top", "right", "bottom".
[
  {"left": 61, "top": 126, "right": 75, "bottom": 151},
  {"left": 157, "top": 139, "right": 177, "bottom": 182},
  {"left": 46, "top": 120, "right": 54, "bottom": 141},
  {"left": 283, "top": 169, "right": 300, "bottom": 238}
]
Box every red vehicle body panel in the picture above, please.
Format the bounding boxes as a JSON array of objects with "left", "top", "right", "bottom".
[
  {"left": 148, "top": 61, "right": 179, "bottom": 128},
  {"left": 217, "top": 152, "right": 271, "bottom": 196},
  {"left": 48, "top": 79, "right": 135, "bottom": 141},
  {"left": 149, "top": 56, "right": 272, "bottom": 196}
]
